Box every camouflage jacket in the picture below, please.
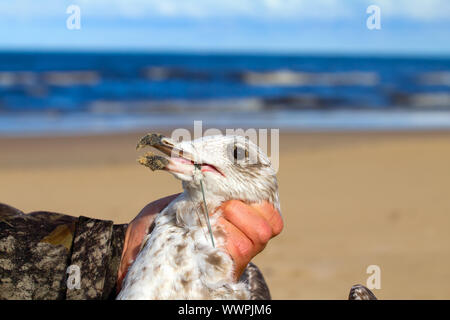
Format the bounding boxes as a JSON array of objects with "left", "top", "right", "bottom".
[{"left": 0, "top": 203, "right": 270, "bottom": 300}]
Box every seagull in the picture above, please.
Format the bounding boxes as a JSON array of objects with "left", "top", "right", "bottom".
[{"left": 117, "top": 133, "right": 280, "bottom": 300}]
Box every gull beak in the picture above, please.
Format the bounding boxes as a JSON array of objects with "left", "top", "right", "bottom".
[{"left": 136, "top": 133, "right": 196, "bottom": 176}]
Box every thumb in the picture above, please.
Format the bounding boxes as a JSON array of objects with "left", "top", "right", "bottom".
[
  {"left": 117, "top": 221, "right": 148, "bottom": 291},
  {"left": 116, "top": 193, "right": 180, "bottom": 292}
]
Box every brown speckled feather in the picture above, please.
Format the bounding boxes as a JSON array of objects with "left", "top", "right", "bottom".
[
  {"left": 240, "top": 262, "right": 271, "bottom": 300},
  {"left": 348, "top": 284, "right": 377, "bottom": 300}
]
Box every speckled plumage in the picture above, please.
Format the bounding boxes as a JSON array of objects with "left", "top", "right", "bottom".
[
  {"left": 117, "top": 134, "right": 280, "bottom": 300},
  {"left": 348, "top": 284, "right": 377, "bottom": 300}
]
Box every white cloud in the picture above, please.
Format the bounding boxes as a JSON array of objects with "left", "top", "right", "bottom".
[
  {"left": 0, "top": 0, "right": 448, "bottom": 21},
  {"left": 374, "top": 0, "right": 450, "bottom": 21}
]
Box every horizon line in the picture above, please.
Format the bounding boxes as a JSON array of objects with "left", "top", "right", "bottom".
[{"left": 1, "top": 47, "right": 450, "bottom": 59}]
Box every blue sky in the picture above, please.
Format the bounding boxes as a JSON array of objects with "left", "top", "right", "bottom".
[{"left": 0, "top": 0, "right": 449, "bottom": 55}]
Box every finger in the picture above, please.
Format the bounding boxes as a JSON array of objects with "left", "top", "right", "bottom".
[
  {"left": 249, "top": 201, "right": 284, "bottom": 237},
  {"left": 217, "top": 216, "right": 253, "bottom": 279},
  {"left": 117, "top": 193, "right": 180, "bottom": 291},
  {"left": 138, "top": 193, "right": 180, "bottom": 221},
  {"left": 119, "top": 221, "right": 145, "bottom": 275},
  {"left": 117, "top": 227, "right": 147, "bottom": 290},
  {"left": 221, "top": 200, "right": 272, "bottom": 250},
  {"left": 117, "top": 230, "right": 131, "bottom": 289}
]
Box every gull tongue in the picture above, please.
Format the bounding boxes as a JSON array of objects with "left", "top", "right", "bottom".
[{"left": 200, "top": 164, "right": 216, "bottom": 173}]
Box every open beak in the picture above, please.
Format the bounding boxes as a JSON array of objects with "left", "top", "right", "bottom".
[
  {"left": 137, "top": 133, "right": 196, "bottom": 176},
  {"left": 136, "top": 133, "right": 224, "bottom": 177}
]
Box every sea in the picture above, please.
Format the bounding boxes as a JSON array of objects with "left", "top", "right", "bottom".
[{"left": 1, "top": 51, "right": 450, "bottom": 136}]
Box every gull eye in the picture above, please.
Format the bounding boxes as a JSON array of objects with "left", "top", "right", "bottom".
[{"left": 233, "top": 146, "right": 247, "bottom": 161}]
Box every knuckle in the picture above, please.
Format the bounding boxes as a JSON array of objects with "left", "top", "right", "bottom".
[
  {"left": 256, "top": 221, "right": 273, "bottom": 244},
  {"left": 223, "top": 200, "right": 242, "bottom": 217},
  {"left": 234, "top": 237, "right": 253, "bottom": 259},
  {"left": 271, "top": 214, "right": 284, "bottom": 236}
]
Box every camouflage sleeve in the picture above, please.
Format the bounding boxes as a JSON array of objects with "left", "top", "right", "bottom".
[
  {"left": 0, "top": 203, "right": 127, "bottom": 300},
  {"left": 0, "top": 203, "right": 76, "bottom": 299},
  {"left": 65, "top": 216, "right": 127, "bottom": 300}
]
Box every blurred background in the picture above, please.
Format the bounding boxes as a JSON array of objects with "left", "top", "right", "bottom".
[
  {"left": 1, "top": 0, "right": 450, "bottom": 133},
  {"left": 1, "top": 0, "right": 450, "bottom": 299}
]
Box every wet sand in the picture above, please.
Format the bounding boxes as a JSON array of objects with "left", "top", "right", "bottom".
[{"left": 1, "top": 130, "right": 450, "bottom": 299}]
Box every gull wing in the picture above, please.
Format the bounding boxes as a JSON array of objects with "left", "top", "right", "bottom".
[
  {"left": 348, "top": 284, "right": 378, "bottom": 300},
  {"left": 240, "top": 262, "right": 271, "bottom": 300}
]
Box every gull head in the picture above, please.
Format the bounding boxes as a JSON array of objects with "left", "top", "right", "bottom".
[{"left": 137, "top": 133, "right": 279, "bottom": 209}]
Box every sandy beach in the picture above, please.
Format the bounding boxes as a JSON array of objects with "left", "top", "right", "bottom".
[{"left": 1, "top": 130, "right": 450, "bottom": 299}]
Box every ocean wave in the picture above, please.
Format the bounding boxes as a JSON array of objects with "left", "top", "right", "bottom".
[
  {"left": 241, "top": 70, "right": 379, "bottom": 87},
  {"left": 0, "top": 70, "right": 100, "bottom": 87},
  {"left": 87, "top": 95, "right": 360, "bottom": 114},
  {"left": 42, "top": 71, "right": 100, "bottom": 86},
  {"left": 3, "top": 110, "right": 450, "bottom": 136},
  {"left": 417, "top": 72, "right": 450, "bottom": 86},
  {"left": 0, "top": 71, "right": 37, "bottom": 87},
  {"left": 143, "top": 67, "right": 212, "bottom": 81},
  {"left": 143, "top": 67, "right": 380, "bottom": 87},
  {"left": 88, "top": 98, "right": 263, "bottom": 114},
  {"left": 262, "top": 95, "right": 345, "bottom": 110},
  {"left": 392, "top": 92, "right": 450, "bottom": 109}
]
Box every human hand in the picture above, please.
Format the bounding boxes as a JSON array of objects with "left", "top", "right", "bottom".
[
  {"left": 117, "top": 193, "right": 180, "bottom": 291},
  {"left": 218, "top": 200, "right": 283, "bottom": 280},
  {"left": 117, "top": 196, "right": 283, "bottom": 291}
]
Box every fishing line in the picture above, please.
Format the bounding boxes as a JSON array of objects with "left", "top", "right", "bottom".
[{"left": 195, "top": 164, "right": 215, "bottom": 248}]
